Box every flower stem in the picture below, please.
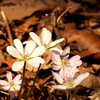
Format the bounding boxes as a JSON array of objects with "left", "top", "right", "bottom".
[
  {"left": 66, "top": 93, "right": 70, "bottom": 100},
  {"left": 27, "top": 64, "right": 41, "bottom": 98},
  {"left": 16, "top": 62, "right": 26, "bottom": 100},
  {"left": 65, "top": 89, "right": 71, "bottom": 100}
]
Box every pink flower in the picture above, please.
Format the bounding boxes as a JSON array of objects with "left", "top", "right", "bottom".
[
  {"left": 51, "top": 46, "right": 82, "bottom": 70},
  {"left": 0, "top": 71, "right": 22, "bottom": 98},
  {"left": 52, "top": 66, "right": 89, "bottom": 90}
]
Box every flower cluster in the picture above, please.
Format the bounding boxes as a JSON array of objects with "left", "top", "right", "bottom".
[
  {"left": 51, "top": 46, "right": 89, "bottom": 90},
  {"left": 0, "top": 27, "right": 89, "bottom": 99},
  {"left": 0, "top": 27, "right": 64, "bottom": 99},
  {"left": 6, "top": 28, "right": 64, "bottom": 72}
]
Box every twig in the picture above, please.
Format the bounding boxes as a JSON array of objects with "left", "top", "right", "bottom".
[
  {"left": 1, "top": 11, "right": 13, "bottom": 46},
  {"left": 91, "top": 91, "right": 100, "bottom": 100},
  {"left": 16, "top": 62, "right": 26, "bottom": 100},
  {"left": 57, "top": 7, "right": 72, "bottom": 23}
]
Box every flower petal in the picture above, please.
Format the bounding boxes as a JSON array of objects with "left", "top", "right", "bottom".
[
  {"left": 25, "top": 40, "right": 36, "bottom": 54},
  {"left": 59, "top": 66, "right": 70, "bottom": 79},
  {"left": 31, "top": 46, "right": 45, "bottom": 57},
  {"left": 69, "top": 55, "right": 82, "bottom": 66},
  {"left": 29, "top": 32, "right": 41, "bottom": 46},
  {"left": 52, "top": 50, "right": 61, "bottom": 65},
  {"left": 74, "top": 72, "right": 89, "bottom": 87},
  {"left": 69, "top": 55, "right": 81, "bottom": 63},
  {"left": 42, "top": 28, "right": 51, "bottom": 44},
  {"left": 6, "top": 46, "right": 22, "bottom": 59},
  {"left": 62, "top": 46, "right": 70, "bottom": 56},
  {"left": 12, "top": 61, "right": 25, "bottom": 71},
  {"left": 52, "top": 85, "right": 66, "bottom": 90},
  {"left": 27, "top": 57, "right": 44, "bottom": 67},
  {"left": 6, "top": 71, "right": 12, "bottom": 81},
  {"left": 50, "top": 47, "right": 63, "bottom": 54},
  {"left": 49, "top": 38, "right": 64, "bottom": 47},
  {"left": 14, "top": 85, "right": 21, "bottom": 90},
  {"left": 52, "top": 64, "right": 61, "bottom": 70},
  {"left": 52, "top": 71, "right": 63, "bottom": 84},
  {"left": 13, "top": 75, "right": 21, "bottom": 82},
  {"left": 0, "top": 80, "right": 8, "bottom": 85},
  {"left": 15, "top": 80, "right": 22, "bottom": 85},
  {"left": 14, "top": 39, "right": 23, "bottom": 54},
  {"left": 2, "top": 86, "right": 10, "bottom": 90}
]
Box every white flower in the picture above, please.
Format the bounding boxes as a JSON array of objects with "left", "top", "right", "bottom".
[
  {"left": 52, "top": 46, "right": 82, "bottom": 70},
  {"left": 29, "top": 27, "right": 64, "bottom": 53},
  {"left": 0, "top": 71, "right": 22, "bottom": 98},
  {"left": 6, "top": 39, "right": 45, "bottom": 71},
  {"left": 52, "top": 66, "right": 89, "bottom": 90}
]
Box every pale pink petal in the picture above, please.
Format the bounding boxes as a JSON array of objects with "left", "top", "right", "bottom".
[
  {"left": 14, "top": 85, "right": 21, "bottom": 90},
  {"left": 0, "top": 80, "right": 8, "bottom": 85},
  {"left": 30, "top": 46, "right": 45, "bottom": 57},
  {"left": 6, "top": 46, "right": 22, "bottom": 59},
  {"left": 59, "top": 66, "right": 70, "bottom": 78},
  {"left": 49, "top": 38, "right": 64, "bottom": 47},
  {"left": 15, "top": 80, "right": 22, "bottom": 85},
  {"left": 69, "top": 55, "right": 81, "bottom": 63},
  {"left": 27, "top": 57, "right": 44, "bottom": 67},
  {"left": 70, "top": 60, "right": 82, "bottom": 67},
  {"left": 52, "top": 50, "right": 61, "bottom": 65},
  {"left": 29, "top": 32, "right": 41, "bottom": 46},
  {"left": 9, "top": 88, "right": 15, "bottom": 99},
  {"left": 69, "top": 55, "right": 82, "bottom": 66},
  {"left": 25, "top": 40, "right": 36, "bottom": 54},
  {"left": 52, "top": 71, "right": 63, "bottom": 84},
  {"left": 74, "top": 72, "right": 89, "bottom": 87},
  {"left": 62, "top": 46, "right": 70, "bottom": 57},
  {"left": 14, "top": 39, "right": 23, "bottom": 54},
  {"left": 50, "top": 47, "right": 63, "bottom": 54},
  {"left": 70, "top": 66, "right": 78, "bottom": 78},
  {"left": 6, "top": 71, "right": 12, "bottom": 81},
  {"left": 52, "top": 64, "right": 61, "bottom": 70},
  {"left": 2, "top": 86, "right": 10, "bottom": 90},
  {"left": 52, "top": 85, "right": 66, "bottom": 90},
  {"left": 42, "top": 28, "right": 51, "bottom": 44},
  {"left": 12, "top": 61, "right": 25, "bottom": 71},
  {"left": 13, "top": 75, "right": 21, "bottom": 82}
]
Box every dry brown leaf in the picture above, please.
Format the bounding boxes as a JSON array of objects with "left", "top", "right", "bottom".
[
  {"left": 81, "top": 74, "right": 100, "bottom": 89},
  {"left": 0, "top": 67, "right": 10, "bottom": 75},
  {"left": 0, "top": 57, "right": 17, "bottom": 67},
  {"left": 13, "top": 16, "right": 39, "bottom": 39},
  {"left": 60, "top": 29, "right": 100, "bottom": 58},
  {"left": 0, "top": 0, "right": 67, "bottom": 20}
]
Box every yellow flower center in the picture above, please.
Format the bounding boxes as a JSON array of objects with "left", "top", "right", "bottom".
[
  {"left": 23, "top": 55, "right": 28, "bottom": 61},
  {"left": 8, "top": 80, "right": 15, "bottom": 87},
  {"left": 44, "top": 44, "right": 48, "bottom": 48},
  {"left": 61, "top": 61, "right": 67, "bottom": 67},
  {"left": 63, "top": 79, "right": 74, "bottom": 88}
]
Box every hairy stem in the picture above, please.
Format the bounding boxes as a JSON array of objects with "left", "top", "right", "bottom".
[
  {"left": 28, "top": 64, "right": 41, "bottom": 98},
  {"left": 16, "top": 62, "right": 26, "bottom": 100}
]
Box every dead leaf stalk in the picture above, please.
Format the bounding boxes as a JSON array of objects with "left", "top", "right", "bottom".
[{"left": 1, "top": 11, "right": 13, "bottom": 46}]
